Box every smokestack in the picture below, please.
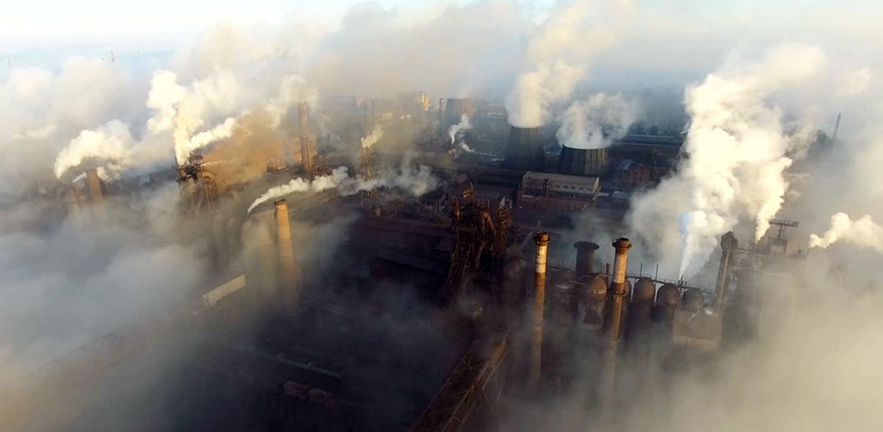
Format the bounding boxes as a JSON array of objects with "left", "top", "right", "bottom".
[
  {"left": 573, "top": 241, "right": 600, "bottom": 278},
  {"left": 298, "top": 102, "right": 314, "bottom": 181},
  {"left": 504, "top": 126, "right": 544, "bottom": 171},
  {"left": 599, "top": 238, "right": 632, "bottom": 412},
  {"left": 438, "top": 98, "right": 446, "bottom": 134},
  {"left": 529, "top": 232, "right": 550, "bottom": 387},
  {"left": 714, "top": 232, "right": 739, "bottom": 313},
  {"left": 86, "top": 168, "right": 103, "bottom": 205},
  {"left": 274, "top": 199, "right": 300, "bottom": 311}
]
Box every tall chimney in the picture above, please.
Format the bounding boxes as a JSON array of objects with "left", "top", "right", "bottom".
[
  {"left": 529, "top": 232, "right": 550, "bottom": 387},
  {"left": 86, "top": 168, "right": 103, "bottom": 205},
  {"left": 275, "top": 199, "right": 300, "bottom": 311},
  {"left": 438, "top": 98, "right": 447, "bottom": 135},
  {"left": 714, "top": 232, "right": 738, "bottom": 313},
  {"left": 298, "top": 102, "right": 314, "bottom": 181},
  {"left": 573, "top": 241, "right": 600, "bottom": 279},
  {"left": 599, "top": 238, "right": 632, "bottom": 412}
]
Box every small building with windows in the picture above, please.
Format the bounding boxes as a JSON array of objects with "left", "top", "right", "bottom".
[{"left": 518, "top": 171, "right": 601, "bottom": 211}]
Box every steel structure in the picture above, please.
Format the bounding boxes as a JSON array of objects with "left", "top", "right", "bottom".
[{"left": 408, "top": 332, "right": 508, "bottom": 432}]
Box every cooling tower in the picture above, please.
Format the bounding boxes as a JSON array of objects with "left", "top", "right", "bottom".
[
  {"left": 558, "top": 146, "right": 610, "bottom": 176},
  {"left": 503, "top": 126, "right": 544, "bottom": 171}
]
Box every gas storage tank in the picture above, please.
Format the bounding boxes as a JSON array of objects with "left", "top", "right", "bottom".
[
  {"left": 654, "top": 284, "right": 680, "bottom": 325},
  {"left": 628, "top": 278, "right": 656, "bottom": 337},
  {"left": 576, "top": 274, "right": 608, "bottom": 334},
  {"left": 681, "top": 288, "right": 706, "bottom": 312}
]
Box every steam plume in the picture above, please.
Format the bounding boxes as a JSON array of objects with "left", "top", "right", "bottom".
[
  {"left": 628, "top": 44, "right": 826, "bottom": 278},
  {"left": 248, "top": 165, "right": 439, "bottom": 213},
  {"left": 448, "top": 114, "right": 471, "bottom": 145},
  {"left": 809, "top": 212, "right": 883, "bottom": 252},
  {"left": 53, "top": 120, "right": 134, "bottom": 180},
  {"left": 556, "top": 93, "right": 636, "bottom": 149},
  {"left": 247, "top": 166, "right": 350, "bottom": 213},
  {"left": 361, "top": 125, "right": 385, "bottom": 149},
  {"left": 505, "top": 0, "right": 631, "bottom": 127}
]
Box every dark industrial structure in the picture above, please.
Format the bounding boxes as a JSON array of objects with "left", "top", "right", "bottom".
[
  {"left": 5, "top": 92, "right": 806, "bottom": 432},
  {"left": 503, "top": 126, "right": 544, "bottom": 171}
]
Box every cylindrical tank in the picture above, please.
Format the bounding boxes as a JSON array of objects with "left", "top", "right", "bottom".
[
  {"left": 550, "top": 270, "right": 576, "bottom": 323},
  {"left": 628, "top": 278, "right": 656, "bottom": 344},
  {"left": 681, "top": 288, "right": 706, "bottom": 312},
  {"left": 576, "top": 274, "right": 608, "bottom": 333},
  {"left": 654, "top": 284, "right": 680, "bottom": 325},
  {"left": 573, "top": 241, "right": 600, "bottom": 279}
]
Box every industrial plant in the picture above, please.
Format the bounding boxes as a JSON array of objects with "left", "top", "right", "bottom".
[{"left": 0, "top": 90, "right": 814, "bottom": 432}]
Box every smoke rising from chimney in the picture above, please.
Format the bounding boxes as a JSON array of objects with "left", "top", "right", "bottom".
[
  {"left": 247, "top": 166, "right": 350, "bottom": 213},
  {"left": 629, "top": 44, "right": 826, "bottom": 279},
  {"left": 809, "top": 212, "right": 883, "bottom": 252},
  {"left": 361, "top": 124, "right": 384, "bottom": 149},
  {"left": 556, "top": 93, "right": 637, "bottom": 149},
  {"left": 504, "top": 0, "right": 632, "bottom": 128},
  {"left": 448, "top": 113, "right": 471, "bottom": 145},
  {"left": 53, "top": 120, "right": 134, "bottom": 180},
  {"left": 248, "top": 165, "right": 440, "bottom": 213}
]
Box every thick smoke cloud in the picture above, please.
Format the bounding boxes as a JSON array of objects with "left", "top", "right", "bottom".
[
  {"left": 629, "top": 44, "right": 826, "bottom": 279},
  {"left": 809, "top": 212, "right": 883, "bottom": 252},
  {"left": 557, "top": 93, "right": 637, "bottom": 149},
  {"left": 0, "top": 58, "right": 134, "bottom": 197},
  {"left": 0, "top": 185, "right": 205, "bottom": 383},
  {"left": 505, "top": 0, "right": 633, "bottom": 127}
]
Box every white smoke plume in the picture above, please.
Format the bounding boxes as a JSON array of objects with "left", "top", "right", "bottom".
[
  {"left": 505, "top": 0, "right": 632, "bottom": 127},
  {"left": 343, "top": 165, "right": 440, "bottom": 197},
  {"left": 448, "top": 114, "right": 471, "bottom": 145},
  {"left": 809, "top": 212, "right": 883, "bottom": 253},
  {"left": 361, "top": 124, "right": 385, "bottom": 149},
  {"left": 248, "top": 165, "right": 439, "bottom": 213},
  {"left": 53, "top": 120, "right": 134, "bottom": 180},
  {"left": 247, "top": 166, "right": 350, "bottom": 213},
  {"left": 557, "top": 93, "right": 637, "bottom": 149},
  {"left": 459, "top": 143, "right": 476, "bottom": 154},
  {"left": 628, "top": 44, "right": 826, "bottom": 279}
]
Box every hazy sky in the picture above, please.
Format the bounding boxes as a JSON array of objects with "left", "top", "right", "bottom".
[{"left": 2, "top": 0, "right": 880, "bottom": 86}]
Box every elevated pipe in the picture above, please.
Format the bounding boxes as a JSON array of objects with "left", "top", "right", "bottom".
[
  {"left": 529, "top": 232, "right": 550, "bottom": 387},
  {"left": 275, "top": 199, "right": 300, "bottom": 311},
  {"left": 599, "top": 238, "right": 632, "bottom": 411}
]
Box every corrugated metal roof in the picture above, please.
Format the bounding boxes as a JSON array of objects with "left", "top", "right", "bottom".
[{"left": 522, "top": 171, "right": 600, "bottom": 185}]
